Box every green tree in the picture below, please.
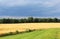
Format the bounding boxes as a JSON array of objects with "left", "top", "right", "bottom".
[
  {"left": 53, "top": 18, "right": 58, "bottom": 22},
  {"left": 2, "top": 18, "right": 11, "bottom": 23},
  {"left": 34, "top": 18, "right": 39, "bottom": 22},
  {"left": 27, "top": 17, "right": 34, "bottom": 23}
]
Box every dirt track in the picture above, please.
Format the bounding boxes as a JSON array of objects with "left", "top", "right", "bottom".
[{"left": 0, "top": 23, "right": 60, "bottom": 34}]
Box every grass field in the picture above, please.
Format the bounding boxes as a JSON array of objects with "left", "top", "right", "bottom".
[
  {"left": 0, "top": 23, "right": 60, "bottom": 34},
  {"left": 0, "top": 28, "right": 60, "bottom": 39}
]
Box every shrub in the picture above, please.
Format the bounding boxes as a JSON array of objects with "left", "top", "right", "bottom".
[
  {"left": 16, "top": 30, "right": 19, "bottom": 34},
  {"left": 26, "top": 29, "right": 35, "bottom": 32}
]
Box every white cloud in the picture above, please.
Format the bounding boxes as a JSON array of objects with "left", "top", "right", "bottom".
[
  {"left": 0, "top": 0, "right": 60, "bottom": 7},
  {"left": 0, "top": 16, "right": 28, "bottom": 19},
  {"left": 0, "top": 0, "right": 60, "bottom": 16},
  {"left": 0, "top": 0, "right": 28, "bottom": 6}
]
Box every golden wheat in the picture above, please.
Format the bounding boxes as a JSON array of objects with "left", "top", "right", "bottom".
[{"left": 0, "top": 23, "right": 60, "bottom": 34}]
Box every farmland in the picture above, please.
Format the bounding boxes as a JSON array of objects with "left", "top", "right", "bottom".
[
  {"left": 0, "top": 23, "right": 60, "bottom": 34},
  {"left": 0, "top": 28, "right": 60, "bottom": 39}
]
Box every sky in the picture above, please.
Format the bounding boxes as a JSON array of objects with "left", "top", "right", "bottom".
[{"left": 0, "top": 0, "right": 60, "bottom": 18}]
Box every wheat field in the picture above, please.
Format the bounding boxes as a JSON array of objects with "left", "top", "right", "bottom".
[{"left": 0, "top": 23, "right": 60, "bottom": 34}]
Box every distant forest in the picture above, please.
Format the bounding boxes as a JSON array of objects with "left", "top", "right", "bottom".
[{"left": 0, "top": 17, "right": 60, "bottom": 23}]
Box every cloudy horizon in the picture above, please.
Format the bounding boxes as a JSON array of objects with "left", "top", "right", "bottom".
[{"left": 0, "top": 0, "right": 60, "bottom": 18}]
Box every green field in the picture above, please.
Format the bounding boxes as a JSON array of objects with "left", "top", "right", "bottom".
[{"left": 0, "top": 28, "right": 60, "bottom": 39}]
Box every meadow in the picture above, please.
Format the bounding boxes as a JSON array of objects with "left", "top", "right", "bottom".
[{"left": 0, "top": 28, "right": 60, "bottom": 39}]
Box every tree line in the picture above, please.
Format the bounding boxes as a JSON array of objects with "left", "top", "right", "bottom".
[{"left": 0, "top": 17, "right": 60, "bottom": 23}]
